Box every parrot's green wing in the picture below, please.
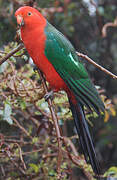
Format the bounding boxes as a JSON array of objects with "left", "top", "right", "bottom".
[{"left": 44, "top": 22, "right": 104, "bottom": 113}]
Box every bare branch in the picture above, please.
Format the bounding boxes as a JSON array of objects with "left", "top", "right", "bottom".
[
  {"left": 102, "top": 17, "right": 117, "bottom": 37},
  {"left": 76, "top": 52, "right": 117, "bottom": 79}
]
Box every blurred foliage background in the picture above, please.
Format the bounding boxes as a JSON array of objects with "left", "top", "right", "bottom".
[{"left": 0, "top": 0, "right": 117, "bottom": 179}]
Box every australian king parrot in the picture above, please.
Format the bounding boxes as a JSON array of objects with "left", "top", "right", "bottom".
[{"left": 15, "top": 6, "right": 105, "bottom": 175}]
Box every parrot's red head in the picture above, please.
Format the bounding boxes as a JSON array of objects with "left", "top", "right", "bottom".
[{"left": 15, "top": 6, "right": 46, "bottom": 28}]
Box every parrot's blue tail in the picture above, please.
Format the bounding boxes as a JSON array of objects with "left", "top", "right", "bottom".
[{"left": 69, "top": 97, "right": 100, "bottom": 175}]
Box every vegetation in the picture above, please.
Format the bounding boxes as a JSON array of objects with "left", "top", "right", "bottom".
[{"left": 0, "top": 0, "right": 117, "bottom": 179}]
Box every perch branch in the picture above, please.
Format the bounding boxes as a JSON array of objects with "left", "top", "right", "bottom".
[{"left": 37, "top": 70, "right": 62, "bottom": 179}]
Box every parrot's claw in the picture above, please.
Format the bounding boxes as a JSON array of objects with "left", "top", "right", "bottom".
[{"left": 44, "top": 91, "right": 54, "bottom": 101}]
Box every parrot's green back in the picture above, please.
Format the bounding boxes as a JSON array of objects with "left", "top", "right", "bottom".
[{"left": 44, "top": 22, "right": 104, "bottom": 113}]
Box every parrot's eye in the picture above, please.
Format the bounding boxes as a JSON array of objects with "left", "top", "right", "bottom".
[{"left": 27, "top": 12, "right": 32, "bottom": 16}]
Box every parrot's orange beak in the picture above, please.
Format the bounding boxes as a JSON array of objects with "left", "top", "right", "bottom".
[{"left": 16, "top": 15, "right": 25, "bottom": 27}]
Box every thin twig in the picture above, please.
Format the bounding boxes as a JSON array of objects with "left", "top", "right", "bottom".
[
  {"left": 0, "top": 165, "right": 5, "bottom": 177},
  {"left": 5, "top": 149, "right": 26, "bottom": 175},
  {"left": 37, "top": 70, "right": 63, "bottom": 179},
  {"left": 15, "top": 143, "right": 27, "bottom": 170},
  {"left": 0, "top": 43, "right": 24, "bottom": 65},
  {"left": 12, "top": 117, "right": 32, "bottom": 139},
  {"left": 0, "top": 139, "right": 29, "bottom": 144},
  {"left": 76, "top": 52, "right": 117, "bottom": 79}
]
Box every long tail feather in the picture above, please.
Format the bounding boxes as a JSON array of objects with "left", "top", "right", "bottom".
[{"left": 68, "top": 97, "right": 100, "bottom": 175}]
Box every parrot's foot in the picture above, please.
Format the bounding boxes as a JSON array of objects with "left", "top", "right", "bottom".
[
  {"left": 33, "top": 66, "right": 38, "bottom": 72},
  {"left": 44, "top": 91, "right": 54, "bottom": 101}
]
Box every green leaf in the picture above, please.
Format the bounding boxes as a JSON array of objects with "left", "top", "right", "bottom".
[
  {"left": 98, "top": 7, "right": 104, "bottom": 15},
  {"left": 29, "top": 163, "right": 39, "bottom": 173},
  {"left": 48, "top": 169, "right": 56, "bottom": 177},
  {"left": 3, "top": 101, "right": 13, "bottom": 125},
  {"left": 20, "top": 99, "right": 26, "bottom": 110},
  {"left": 22, "top": 55, "right": 28, "bottom": 61},
  {"left": 32, "top": 137, "right": 38, "bottom": 144},
  {"left": 104, "top": 166, "right": 117, "bottom": 177}
]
